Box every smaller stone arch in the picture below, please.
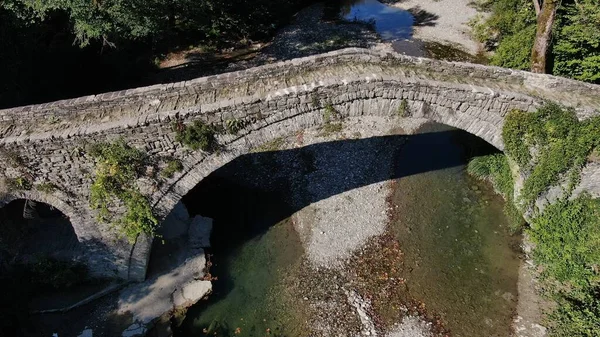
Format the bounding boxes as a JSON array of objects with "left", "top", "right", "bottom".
[{"left": 0, "top": 190, "right": 86, "bottom": 241}]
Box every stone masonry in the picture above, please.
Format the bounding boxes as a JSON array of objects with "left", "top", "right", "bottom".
[{"left": 0, "top": 48, "right": 599, "bottom": 281}]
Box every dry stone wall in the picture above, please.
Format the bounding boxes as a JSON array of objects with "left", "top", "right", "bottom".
[{"left": 0, "top": 48, "right": 598, "bottom": 281}]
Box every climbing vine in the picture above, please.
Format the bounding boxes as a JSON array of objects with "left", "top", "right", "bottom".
[
  {"left": 88, "top": 139, "right": 157, "bottom": 242},
  {"left": 469, "top": 103, "right": 600, "bottom": 336}
]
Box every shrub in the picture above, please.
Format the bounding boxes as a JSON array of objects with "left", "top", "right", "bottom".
[
  {"left": 88, "top": 139, "right": 157, "bottom": 242},
  {"left": 27, "top": 257, "right": 88, "bottom": 290},
  {"left": 471, "top": 103, "right": 600, "bottom": 335},
  {"left": 161, "top": 159, "right": 184, "bottom": 178},
  {"left": 503, "top": 104, "right": 600, "bottom": 207},
  {"left": 225, "top": 118, "right": 246, "bottom": 135},
  {"left": 323, "top": 103, "right": 336, "bottom": 123},
  {"left": 397, "top": 99, "right": 408, "bottom": 117},
  {"left": 174, "top": 120, "right": 218, "bottom": 152},
  {"left": 467, "top": 153, "right": 523, "bottom": 230}
]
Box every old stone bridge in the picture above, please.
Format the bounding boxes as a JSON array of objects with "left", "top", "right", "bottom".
[{"left": 1, "top": 48, "right": 599, "bottom": 281}]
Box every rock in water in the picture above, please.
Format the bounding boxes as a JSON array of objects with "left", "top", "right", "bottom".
[{"left": 189, "top": 216, "right": 213, "bottom": 248}]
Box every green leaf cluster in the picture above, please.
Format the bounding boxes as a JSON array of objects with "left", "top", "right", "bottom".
[
  {"left": 503, "top": 104, "right": 600, "bottom": 207},
  {"left": 529, "top": 195, "right": 600, "bottom": 336},
  {"left": 174, "top": 120, "right": 218, "bottom": 152},
  {"left": 553, "top": 0, "right": 600, "bottom": 83},
  {"left": 160, "top": 159, "right": 183, "bottom": 178},
  {"left": 1, "top": 0, "right": 300, "bottom": 47},
  {"left": 467, "top": 153, "right": 524, "bottom": 230},
  {"left": 471, "top": 0, "right": 600, "bottom": 83},
  {"left": 468, "top": 0, "right": 536, "bottom": 70},
  {"left": 470, "top": 103, "right": 600, "bottom": 335},
  {"left": 88, "top": 139, "right": 157, "bottom": 242}
]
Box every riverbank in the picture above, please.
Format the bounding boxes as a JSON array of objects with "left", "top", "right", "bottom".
[{"left": 392, "top": 0, "right": 483, "bottom": 54}]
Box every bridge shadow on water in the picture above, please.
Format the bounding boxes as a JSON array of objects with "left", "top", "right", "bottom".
[{"left": 168, "top": 125, "right": 498, "bottom": 334}]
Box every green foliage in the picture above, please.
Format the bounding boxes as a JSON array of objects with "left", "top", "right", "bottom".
[
  {"left": 7, "top": 177, "right": 32, "bottom": 190},
  {"left": 174, "top": 120, "right": 218, "bottom": 152},
  {"left": 88, "top": 139, "right": 157, "bottom": 242},
  {"left": 1, "top": 0, "right": 302, "bottom": 48},
  {"left": 471, "top": 0, "right": 600, "bottom": 82},
  {"left": 323, "top": 103, "right": 336, "bottom": 123},
  {"left": 117, "top": 189, "right": 159, "bottom": 241},
  {"left": 503, "top": 104, "right": 600, "bottom": 207},
  {"left": 528, "top": 195, "right": 600, "bottom": 336},
  {"left": 252, "top": 137, "right": 285, "bottom": 152},
  {"left": 490, "top": 102, "right": 600, "bottom": 335},
  {"left": 160, "top": 159, "right": 183, "bottom": 178},
  {"left": 225, "top": 118, "right": 246, "bottom": 135},
  {"left": 26, "top": 256, "right": 88, "bottom": 290},
  {"left": 530, "top": 195, "right": 600, "bottom": 288},
  {"left": 467, "top": 153, "right": 524, "bottom": 230},
  {"left": 469, "top": 0, "right": 536, "bottom": 70},
  {"left": 35, "top": 182, "right": 57, "bottom": 193},
  {"left": 490, "top": 25, "right": 536, "bottom": 69},
  {"left": 319, "top": 122, "right": 343, "bottom": 137},
  {"left": 397, "top": 99, "right": 408, "bottom": 117},
  {"left": 552, "top": 0, "right": 600, "bottom": 83}
]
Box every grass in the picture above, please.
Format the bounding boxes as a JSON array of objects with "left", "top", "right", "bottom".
[
  {"left": 319, "top": 122, "right": 343, "bottom": 137},
  {"left": 397, "top": 99, "right": 408, "bottom": 117},
  {"left": 252, "top": 137, "right": 286, "bottom": 153}
]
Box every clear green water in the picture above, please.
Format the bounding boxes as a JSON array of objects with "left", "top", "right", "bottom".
[
  {"left": 390, "top": 123, "right": 520, "bottom": 336},
  {"left": 177, "top": 217, "right": 304, "bottom": 337},
  {"left": 176, "top": 123, "right": 520, "bottom": 337}
]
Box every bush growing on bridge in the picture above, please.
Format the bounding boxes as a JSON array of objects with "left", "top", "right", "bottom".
[
  {"left": 174, "top": 120, "right": 218, "bottom": 152},
  {"left": 503, "top": 103, "right": 600, "bottom": 208},
  {"left": 160, "top": 159, "right": 184, "bottom": 178},
  {"left": 469, "top": 103, "right": 600, "bottom": 336},
  {"left": 88, "top": 139, "right": 157, "bottom": 242}
]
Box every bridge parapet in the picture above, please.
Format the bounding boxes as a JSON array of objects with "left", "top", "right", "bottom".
[{"left": 1, "top": 48, "right": 598, "bottom": 144}]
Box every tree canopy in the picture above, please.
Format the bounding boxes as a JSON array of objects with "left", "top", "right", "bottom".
[{"left": 471, "top": 0, "right": 600, "bottom": 83}]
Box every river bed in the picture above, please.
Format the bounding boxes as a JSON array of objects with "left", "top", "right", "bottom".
[{"left": 173, "top": 118, "right": 521, "bottom": 337}]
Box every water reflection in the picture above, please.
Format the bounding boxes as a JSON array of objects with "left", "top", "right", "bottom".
[{"left": 338, "top": 0, "right": 414, "bottom": 40}]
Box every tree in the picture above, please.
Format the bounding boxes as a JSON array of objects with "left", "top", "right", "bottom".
[
  {"left": 552, "top": 0, "right": 600, "bottom": 83},
  {"left": 531, "top": 0, "right": 559, "bottom": 73}
]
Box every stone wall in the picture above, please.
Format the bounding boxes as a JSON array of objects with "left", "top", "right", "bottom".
[{"left": 0, "top": 48, "right": 598, "bottom": 281}]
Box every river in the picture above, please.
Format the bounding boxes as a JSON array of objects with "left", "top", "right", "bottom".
[{"left": 174, "top": 120, "right": 521, "bottom": 337}]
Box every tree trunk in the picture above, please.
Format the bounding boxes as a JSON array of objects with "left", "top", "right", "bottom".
[
  {"left": 532, "top": 0, "right": 541, "bottom": 16},
  {"left": 531, "top": 0, "right": 558, "bottom": 73}
]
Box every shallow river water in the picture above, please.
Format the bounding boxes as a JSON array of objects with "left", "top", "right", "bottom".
[{"left": 175, "top": 122, "right": 520, "bottom": 337}]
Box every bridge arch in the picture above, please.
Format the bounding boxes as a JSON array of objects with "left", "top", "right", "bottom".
[
  {"left": 1, "top": 47, "right": 599, "bottom": 281},
  {"left": 0, "top": 190, "right": 85, "bottom": 240}
]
